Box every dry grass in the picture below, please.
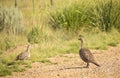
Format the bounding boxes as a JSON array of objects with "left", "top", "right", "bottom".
[
  {"left": 4, "top": 44, "right": 120, "bottom": 78},
  {"left": 0, "top": 0, "right": 120, "bottom": 77}
]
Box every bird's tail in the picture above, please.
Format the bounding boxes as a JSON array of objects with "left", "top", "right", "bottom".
[{"left": 92, "top": 61, "right": 100, "bottom": 67}]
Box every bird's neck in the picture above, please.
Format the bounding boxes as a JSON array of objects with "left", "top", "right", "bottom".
[
  {"left": 26, "top": 47, "right": 30, "bottom": 53},
  {"left": 81, "top": 39, "right": 85, "bottom": 48}
]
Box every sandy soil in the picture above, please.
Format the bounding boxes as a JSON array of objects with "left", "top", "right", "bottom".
[{"left": 1, "top": 44, "right": 120, "bottom": 78}]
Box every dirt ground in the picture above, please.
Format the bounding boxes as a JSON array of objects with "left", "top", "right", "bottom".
[{"left": 1, "top": 44, "right": 120, "bottom": 78}]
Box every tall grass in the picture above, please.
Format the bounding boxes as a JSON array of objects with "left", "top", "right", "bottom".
[
  {"left": 0, "top": 6, "right": 26, "bottom": 51},
  {"left": 49, "top": 0, "right": 120, "bottom": 32},
  {"left": 0, "top": 7, "right": 24, "bottom": 35},
  {"left": 0, "top": 0, "right": 120, "bottom": 76},
  {"left": 49, "top": 1, "right": 89, "bottom": 32},
  {"left": 88, "top": 0, "right": 120, "bottom": 32}
]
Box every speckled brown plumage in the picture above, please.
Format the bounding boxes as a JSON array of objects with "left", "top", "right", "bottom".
[
  {"left": 78, "top": 35, "right": 100, "bottom": 68},
  {"left": 16, "top": 45, "right": 30, "bottom": 60}
]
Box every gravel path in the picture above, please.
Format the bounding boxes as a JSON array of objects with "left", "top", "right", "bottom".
[{"left": 2, "top": 44, "right": 120, "bottom": 78}]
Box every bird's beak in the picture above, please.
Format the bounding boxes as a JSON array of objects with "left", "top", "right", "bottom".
[{"left": 78, "top": 38, "right": 81, "bottom": 40}]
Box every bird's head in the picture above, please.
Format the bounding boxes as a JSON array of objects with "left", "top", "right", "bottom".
[{"left": 78, "top": 35, "right": 84, "bottom": 41}]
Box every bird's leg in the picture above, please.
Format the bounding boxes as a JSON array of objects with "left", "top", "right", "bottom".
[{"left": 86, "top": 63, "right": 89, "bottom": 68}]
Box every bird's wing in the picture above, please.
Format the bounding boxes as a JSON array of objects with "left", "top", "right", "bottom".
[
  {"left": 16, "top": 52, "right": 26, "bottom": 59},
  {"left": 83, "top": 48, "right": 95, "bottom": 62}
]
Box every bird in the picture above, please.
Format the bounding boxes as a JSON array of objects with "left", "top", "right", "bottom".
[
  {"left": 16, "top": 44, "right": 31, "bottom": 61},
  {"left": 78, "top": 35, "right": 100, "bottom": 68}
]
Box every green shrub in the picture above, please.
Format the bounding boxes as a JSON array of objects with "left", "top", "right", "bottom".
[
  {"left": 0, "top": 37, "right": 15, "bottom": 51},
  {"left": 0, "top": 7, "right": 24, "bottom": 35},
  {"left": 4, "top": 37, "right": 14, "bottom": 50},
  {"left": 49, "top": 0, "right": 120, "bottom": 32},
  {"left": 88, "top": 0, "right": 120, "bottom": 32},
  {"left": 49, "top": 2, "right": 88, "bottom": 32},
  {"left": 0, "top": 63, "right": 11, "bottom": 76},
  {"left": 27, "top": 27, "right": 41, "bottom": 44}
]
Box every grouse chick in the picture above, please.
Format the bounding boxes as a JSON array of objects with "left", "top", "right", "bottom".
[{"left": 16, "top": 45, "right": 30, "bottom": 60}]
